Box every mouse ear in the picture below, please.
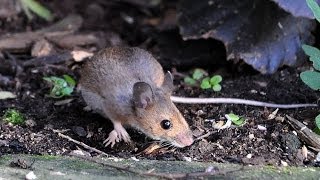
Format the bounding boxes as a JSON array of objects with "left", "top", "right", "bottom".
[
  {"left": 133, "top": 82, "right": 154, "bottom": 109},
  {"left": 162, "top": 71, "right": 174, "bottom": 94}
]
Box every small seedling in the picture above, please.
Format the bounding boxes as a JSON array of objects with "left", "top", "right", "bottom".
[
  {"left": 20, "top": 0, "right": 53, "bottom": 21},
  {"left": 192, "top": 68, "right": 207, "bottom": 80},
  {"left": 43, "top": 75, "right": 76, "bottom": 98},
  {"left": 300, "top": 45, "right": 320, "bottom": 90},
  {"left": 3, "top": 109, "right": 25, "bottom": 125},
  {"left": 184, "top": 69, "right": 222, "bottom": 91},
  {"left": 184, "top": 76, "right": 197, "bottom": 86},
  {"left": 200, "top": 75, "right": 222, "bottom": 91},
  {"left": 184, "top": 68, "right": 207, "bottom": 86},
  {"left": 301, "top": 0, "right": 320, "bottom": 135},
  {"left": 226, "top": 113, "right": 246, "bottom": 126}
]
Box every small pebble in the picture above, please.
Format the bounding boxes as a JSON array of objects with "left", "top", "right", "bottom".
[
  {"left": 248, "top": 134, "right": 255, "bottom": 139},
  {"left": 25, "top": 119, "right": 37, "bottom": 127},
  {"left": 131, "top": 157, "right": 139, "bottom": 161},
  {"left": 316, "top": 152, "right": 320, "bottom": 162},
  {"left": 281, "top": 160, "right": 288, "bottom": 167},
  {"left": 292, "top": 131, "right": 297, "bottom": 136},
  {"left": 257, "top": 125, "right": 267, "bottom": 131},
  {"left": 205, "top": 166, "right": 218, "bottom": 172},
  {"left": 259, "top": 92, "right": 266, "bottom": 95},
  {"left": 26, "top": 171, "right": 37, "bottom": 180},
  {"left": 183, "top": 156, "right": 192, "bottom": 162},
  {"left": 195, "top": 110, "right": 204, "bottom": 116},
  {"left": 72, "top": 126, "right": 87, "bottom": 137},
  {"left": 246, "top": 154, "right": 252, "bottom": 159},
  {"left": 250, "top": 89, "right": 258, "bottom": 94}
]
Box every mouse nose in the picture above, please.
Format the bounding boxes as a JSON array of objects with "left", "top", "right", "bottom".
[{"left": 176, "top": 132, "right": 194, "bottom": 147}]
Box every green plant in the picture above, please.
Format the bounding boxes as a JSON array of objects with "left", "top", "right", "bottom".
[
  {"left": 300, "top": 45, "right": 320, "bottom": 90},
  {"left": 184, "top": 69, "right": 223, "bottom": 91},
  {"left": 20, "top": 0, "right": 53, "bottom": 21},
  {"left": 200, "top": 75, "right": 222, "bottom": 91},
  {"left": 300, "top": 0, "right": 320, "bottom": 134},
  {"left": 226, "top": 113, "right": 246, "bottom": 126},
  {"left": 43, "top": 75, "right": 76, "bottom": 98},
  {"left": 3, "top": 109, "right": 25, "bottom": 125}
]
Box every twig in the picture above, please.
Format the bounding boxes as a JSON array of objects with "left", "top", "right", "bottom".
[
  {"left": 286, "top": 115, "right": 320, "bottom": 150},
  {"left": 195, "top": 131, "right": 211, "bottom": 140},
  {"left": 71, "top": 154, "right": 244, "bottom": 179},
  {"left": 52, "top": 129, "right": 109, "bottom": 156}
]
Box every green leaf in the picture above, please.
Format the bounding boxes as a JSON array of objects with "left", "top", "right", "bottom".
[
  {"left": 61, "top": 87, "right": 73, "bottom": 96},
  {"left": 210, "top": 75, "right": 223, "bottom": 85},
  {"left": 20, "top": 0, "right": 53, "bottom": 21},
  {"left": 43, "top": 77, "right": 53, "bottom": 83},
  {"left": 302, "top": 45, "right": 320, "bottom": 71},
  {"left": 212, "top": 84, "right": 222, "bottom": 91},
  {"left": 306, "top": 0, "right": 320, "bottom": 23},
  {"left": 227, "top": 113, "right": 245, "bottom": 126},
  {"left": 314, "top": 126, "right": 320, "bottom": 135},
  {"left": 227, "top": 113, "right": 240, "bottom": 121},
  {"left": 300, "top": 71, "right": 320, "bottom": 90},
  {"left": 316, "top": 114, "right": 320, "bottom": 129},
  {"left": 192, "top": 69, "right": 206, "bottom": 80},
  {"left": 63, "top": 75, "right": 76, "bottom": 87},
  {"left": 310, "top": 56, "right": 320, "bottom": 71},
  {"left": 233, "top": 117, "right": 245, "bottom": 126},
  {"left": 302, "top": 44, "right": 320, "bottom": 57},
  {"left": 43, "top": 75, "right": 75, "bottom": 98},
  {"left": 184, "top": 76, "right": 197, "bottom": 86},
  {"left": 200, "top": 77, "right": 211, "bottom": 89}
]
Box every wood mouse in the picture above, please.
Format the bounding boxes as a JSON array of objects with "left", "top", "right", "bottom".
[{"left": 79, "top": 47, "right": 194, "bottom": 148}]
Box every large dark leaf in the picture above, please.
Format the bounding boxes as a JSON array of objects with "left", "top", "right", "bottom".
[{"left": 178, "top": 0, "right": 315, "bottom": 74}]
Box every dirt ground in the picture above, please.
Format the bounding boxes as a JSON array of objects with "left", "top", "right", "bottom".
[{"left": 0, "top": 0, "right": 319, "bottom": 167}]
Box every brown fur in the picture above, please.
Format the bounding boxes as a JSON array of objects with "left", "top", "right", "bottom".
[{"left": 79, "top": 47, "right": 193, "bottom": 147}]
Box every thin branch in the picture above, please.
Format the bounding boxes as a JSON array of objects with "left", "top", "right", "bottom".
[{"left": 52, "top": 129, "right": 109, "bottom": 156}]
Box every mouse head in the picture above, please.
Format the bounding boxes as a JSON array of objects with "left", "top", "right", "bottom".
[{"left": 132, "top": 72, "right": 194, "bottom": 148}]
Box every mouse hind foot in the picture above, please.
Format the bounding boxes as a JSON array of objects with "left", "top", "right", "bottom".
[{"left": 103, "top": 121, "right": 131, "bottom": 147}]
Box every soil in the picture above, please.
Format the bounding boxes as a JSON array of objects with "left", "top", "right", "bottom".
[{"left": 0, "top": 0, "right": 319, "bottom": 167}]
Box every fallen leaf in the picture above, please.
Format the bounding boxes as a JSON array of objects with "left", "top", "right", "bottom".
[
  {"left": 140, "top": 143, "right": 161, "bottom": 155},
  {"left": 268, "top": 108, "right": 279, "bottom": 120},
  {"left": 178, "top": 0, "right": 315, "bottom": 74}
]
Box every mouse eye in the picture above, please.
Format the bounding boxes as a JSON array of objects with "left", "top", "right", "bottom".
[{"left": 160, "top": 119, "right": 172, "bottom": 130}]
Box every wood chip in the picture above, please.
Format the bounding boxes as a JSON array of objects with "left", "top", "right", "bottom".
[
  {"left": 267, "top": 108, "right": 279, "bottom": 120},
  {"left": 31, "top": 39, "right": 55, "bottom": 57},
  {"left": 71, "top": 50, "right": 93, "bottom": 62},
  {"left": 286, "top": 115, "right": 320, "bottom": 149},
  {"left": 54, "top": 98, "right": 74, "bottom": 106},
  {"left": 302, "top": 145, "right": 308, "bottom": 160},
  {"left": 0, "top": 91, "right": 16, "bottom": 99}
]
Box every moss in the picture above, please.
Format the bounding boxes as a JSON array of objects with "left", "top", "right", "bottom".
[{"left": 3, "top": 109, "right": 25, "bottom": 125}]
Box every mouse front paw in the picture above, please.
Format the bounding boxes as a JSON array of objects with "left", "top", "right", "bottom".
[
  {"left": 103, "top": 130, "right": 119, "bottom": 147},
  {"left": 103, "top": 123, "right": 131, "bottom": 147}
]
